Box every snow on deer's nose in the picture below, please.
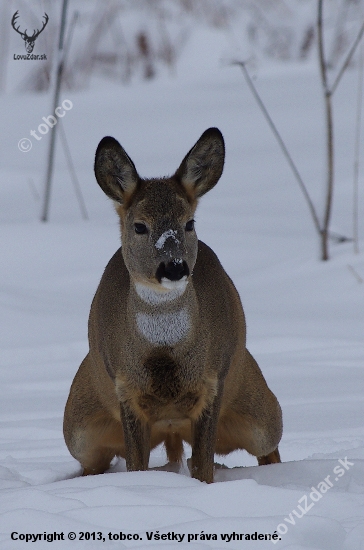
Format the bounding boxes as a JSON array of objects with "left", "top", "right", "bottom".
[
  {"left": 154, "top": 228, "right": 190, "bottom": 288},
  {"left": 155, "top": 229, "right": 180, "bottom": 252},
  {"left": 154, "top": 227, "right": 187, "bottom": 261}
]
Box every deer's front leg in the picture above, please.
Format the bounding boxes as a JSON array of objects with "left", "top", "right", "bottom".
[
  {"left": 190, "top": 382, "right": 223, "bottom": 483},
  {"left": 120, "top": 403, "right": 151, "bottom": 471}
]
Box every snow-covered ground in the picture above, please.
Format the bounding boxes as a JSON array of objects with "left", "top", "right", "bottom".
[{"left": 1, "top": 21, "right": 364, "bottom": 550}]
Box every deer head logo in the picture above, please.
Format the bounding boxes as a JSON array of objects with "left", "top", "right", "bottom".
[{"left": 11, "top": 11, "right": 49, "bottom": 54}]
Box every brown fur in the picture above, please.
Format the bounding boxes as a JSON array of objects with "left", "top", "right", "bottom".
[{"left": 63, "top": 128, "right": 282, "bottom": 483}]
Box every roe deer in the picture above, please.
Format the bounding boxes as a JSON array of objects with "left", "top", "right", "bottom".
[{"left": 63, "top": 128, "right": 282, "bottom": 483}]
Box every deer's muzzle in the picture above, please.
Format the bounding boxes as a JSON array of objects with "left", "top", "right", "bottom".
[{"left": 156, "top": 260, "right": 190, "bottom": 282}]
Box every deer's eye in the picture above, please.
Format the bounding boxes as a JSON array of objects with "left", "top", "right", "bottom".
[
  {"left": 185, "top": 220, "right": 195, "bottom": 232},
  {"left": 134, "top": 223, "right": 147, "bottom": 234}
]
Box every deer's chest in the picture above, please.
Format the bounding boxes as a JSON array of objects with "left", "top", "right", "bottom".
[{"left": 135, "top": 308, "right": 190, "bottom": 346}]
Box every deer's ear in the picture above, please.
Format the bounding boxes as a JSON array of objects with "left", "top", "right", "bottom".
[
  {"left": 175, "top": 128, "right": 225, "bottom": 199},
  {"left": 94, "top": 137, "right": 139, "bottom": 204}
]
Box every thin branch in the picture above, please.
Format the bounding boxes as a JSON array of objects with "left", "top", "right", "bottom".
[
  {"left": 41, "top": 0, "right": 69, "bottom": 222},
  {"left": 353, "top": 34, "right": 364, "bottom": 254},
  {"left": 28, "top": 178, "right": 40, "bottom": 202},
  {"left": 329, "top": 231, "right": 352, "bottom": 243},
  {"left": 348, "top": 264, "right": 363, "bottom": 283},
  {"left": 232, "top": 60, "right": 322, "bottom": 236},
  {"left": 318, "top": 0, "right": 329, "bottom": 94},
  {"left": 317, "top": 0, "right": 334, "bottom": 261},
  {"left": 58, "top": 120, "right": 89, "bottom": 220},
  {"left": 331, "top": 19, "right": 364, "bottom": 95}
]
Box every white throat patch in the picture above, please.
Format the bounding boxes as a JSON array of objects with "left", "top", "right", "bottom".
[
  {"left": 136, "top": 308, "right": 190, "bottom": 346},
  {"left": 135, "top": 278, "right": 188, "bottom": 305}
]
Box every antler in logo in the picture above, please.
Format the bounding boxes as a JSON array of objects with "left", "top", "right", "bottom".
[{"left": 11, "top": 11, "right": 49, "bottom": 54}]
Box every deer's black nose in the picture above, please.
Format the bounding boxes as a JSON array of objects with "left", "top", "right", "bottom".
[{"left": 156, "top": 260, "right": 189, "bottom": 282}]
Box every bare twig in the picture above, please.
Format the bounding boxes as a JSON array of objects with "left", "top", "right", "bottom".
[
  {"left": 58, "top": 120, "right": 89, "bottom": 220},
  {"left": 329, "top": 231, "right": 352, "bottom": 243},
  {"left": 347, "top": 264, "right": 363, "bottom": 284},
  {"left": 318, "top": 0, "right": 334, "bottom": 261},
  {"left": 28, "top": 178, "right": 40, "bottom": 202},
  {"left": 232, "top": 59, "right": 322, "bottom": 236},
  {"left": 41, "top": 0, "right": 69, "bottom": 222},
  {"left": 353, "top": 31, "right": 364, "bottom": 254},
  {"left": 331, "top": 20, "right": 364, "bottom": 95},
  {"left": 318, "top": 1, "right": 329, "bottom": 93}
]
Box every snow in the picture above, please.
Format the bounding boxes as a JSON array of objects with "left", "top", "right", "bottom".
[
  {"left": 1, "top": 17, "right": 364, "bottom": 550},
  {"left": 155, "top": 230, "right": 180, "bottom": 250}
]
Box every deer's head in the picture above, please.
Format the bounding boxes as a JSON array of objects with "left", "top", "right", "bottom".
[
  {"left": 94, "top": 128, "right": 225, "bottom": 296},
  {"left": 11, "top": 11, "right": 48, "bottom": 54}
]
